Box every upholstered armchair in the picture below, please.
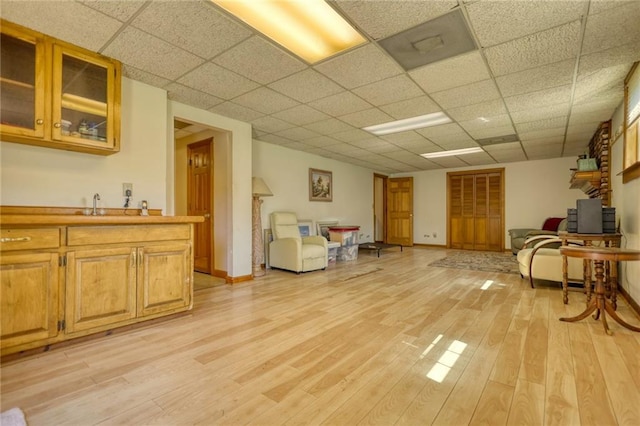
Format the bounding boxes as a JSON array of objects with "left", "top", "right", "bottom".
[
  {"left": 269, "top": 212, "right": 328, "bottom": 273},
  {"left": 516, "top": 235, "right": 585, "bottom": 288},
  {"left": 509, "top": 217, "right": 567, "bottom": 255}
]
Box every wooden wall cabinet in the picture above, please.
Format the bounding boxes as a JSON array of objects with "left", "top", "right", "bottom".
[
  {"left": 1, "top": 222, "right": 194, "bottom": 356},
  {"left": 0, "top": 19, "right": 121, "bottom": 155}
]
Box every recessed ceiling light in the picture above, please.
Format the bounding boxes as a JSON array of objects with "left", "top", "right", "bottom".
[
  {"left": 211, "top": 0, "right": 366, "bottom": 64},
  {"left": 421, "top": 147, "right": 484, "bottom": 159},
  {"left": 363, "top": 112, "right": 452, "bottom": 136}
]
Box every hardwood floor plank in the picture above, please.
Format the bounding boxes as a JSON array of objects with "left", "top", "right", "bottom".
[{"left": 1, "top": 247, "right": 639, "bottom": 426}]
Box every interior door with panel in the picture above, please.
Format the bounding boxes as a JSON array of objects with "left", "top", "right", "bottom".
[
  {"left": 386, "top": 177, "right": 413, "bottom": 246},
  {"left": 188, "top": 139, "right": 213, "bottom": 274}
]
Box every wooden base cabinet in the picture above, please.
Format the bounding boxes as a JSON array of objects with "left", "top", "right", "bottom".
[
  {"left": 1, "top": 221, "right": 196, "bottom": 356},
  {"left": 0, "top": 252, "right": 61, "bottom": 350}
]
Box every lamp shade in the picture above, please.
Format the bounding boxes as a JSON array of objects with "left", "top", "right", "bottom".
[{"left": 252, "top": 177, "right": 273, "bottom": 197}]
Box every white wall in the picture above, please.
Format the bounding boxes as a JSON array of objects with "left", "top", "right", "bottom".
[
  {"left": 396, "top": 157, "right": 587, "bottom": 247},
  {"left": 252, "top": 140, "right": 375, "bottom": 241},
  {"left": 0, "top": 78, "right": 168, "bottom": 211},
  {"left": 611, "top": 103, "right": 640, "bottom": 304}
]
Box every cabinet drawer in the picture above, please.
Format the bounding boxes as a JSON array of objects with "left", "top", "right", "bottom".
[
  {"left": 67, "top": 224, "right": 190, "bottom": 246},
  {"left": 0, "top": 228, "right": 61, "bottom": 251}
]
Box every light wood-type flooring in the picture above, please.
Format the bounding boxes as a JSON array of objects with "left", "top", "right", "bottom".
[{"left": 2, "top": 247, "right": 640, "bottom": 425}]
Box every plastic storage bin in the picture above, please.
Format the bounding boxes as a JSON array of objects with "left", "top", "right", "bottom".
[
  {"left": 328, "top": 226, "right": 360, "bottom": 261},
  {"left": 327, "top": 241, "right": 340, "bottom": 263}
]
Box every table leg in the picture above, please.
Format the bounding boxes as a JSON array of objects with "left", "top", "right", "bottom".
[
  {"left": 585, "top": 260, "right": 592, "bottom": 305},
  {"left": 562, "top": 250, "right": 569, "bottom": 304}
]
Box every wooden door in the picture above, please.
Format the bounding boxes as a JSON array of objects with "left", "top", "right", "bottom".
[
  {"left": 188, "top": 139, "right": 212, "bottom": 273},
  {"left": 448, "top": 169, "right": 504, "bottom": 251},
  {"left": 373, "top": 174, "right": 387, "bottom": 242},
  {"left": 137, "top": 243, "right": 191, "bottom": 317},
  {"left": 65, "top": 247, "right": 137, "bottom": 333},
  {"left": 1, "top": 252, "right": 59, "bottom": 350},
  {"left": 387, "top": 177, "right": 413, "bottom": 246}
]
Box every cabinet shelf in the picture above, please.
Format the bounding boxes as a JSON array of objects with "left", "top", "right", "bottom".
[
  {"left": 0, "top": 76, "right": 35, "bottom": 90},
  {"left": 61, "top": 93, "right": 107, "bottom": 117}
]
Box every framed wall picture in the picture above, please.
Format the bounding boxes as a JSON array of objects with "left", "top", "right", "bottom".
[
  {"left": 316, "top": 220, "right": 339, "bottom": 241},
  {"left": 297, "top": 219, "right": 314, "bottom": 236},
  {"left": 309, "top": 168, "right": 332, "bottom": 202}
]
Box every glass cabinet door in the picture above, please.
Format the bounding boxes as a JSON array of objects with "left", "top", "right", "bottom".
[
  {"left": 51, "top": 44, "right": 117, "bottom": 150},
  {"left": 0, "top": 26, "right": 46, "bottom": 139}
]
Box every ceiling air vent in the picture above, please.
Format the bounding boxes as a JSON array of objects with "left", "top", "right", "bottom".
[
  {"left": 377, "top": 9, "right": 477, "bottom": 71},
  {"left": 475, "top": 134, "right": 520, "bottom": 146}
]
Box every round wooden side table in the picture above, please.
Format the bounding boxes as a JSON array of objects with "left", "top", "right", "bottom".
[{"left": 559, "top": 246, "right": 640, "bottom": 335}]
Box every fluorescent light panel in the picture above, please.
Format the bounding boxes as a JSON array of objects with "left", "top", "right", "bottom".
[
  {"left": 363, "top": 112, "right": 452, "bottom": 136},
  {"left": 421, "top": 147, "right": 484, "bottom": 159},
  {"left": 211, "top": 0, "right": 366, "bottom": 64}
]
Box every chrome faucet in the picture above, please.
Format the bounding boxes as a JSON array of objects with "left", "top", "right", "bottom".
[{"left": 92, "top": 193, "right": 100, "bottom": 216}]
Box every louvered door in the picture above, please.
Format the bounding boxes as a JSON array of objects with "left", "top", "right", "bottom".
[{"left": 448, "top": 169, "right": 504, "bottom": 251}]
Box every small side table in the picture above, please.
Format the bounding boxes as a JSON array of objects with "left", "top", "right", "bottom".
[
  {"left": 557, "top": 232, "right": 621, "bottom": 305},
  {"left": 559, "top": 246, "right": 640, "bottom": 335}
]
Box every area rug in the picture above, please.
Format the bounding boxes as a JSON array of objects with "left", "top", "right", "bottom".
[
  {"left": 429, "top": 251, "right": 519, "bottom": 274},
  {"left": 0, "top": 408, "right": 27, "bottom": 426}
]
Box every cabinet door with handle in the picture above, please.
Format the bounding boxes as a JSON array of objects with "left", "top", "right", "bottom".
[
  {"left": 0, "top": 21, "right": 49, "bottom": 140},
  {"left": 65, "top": 247, "right": 137, "bottom": 334},
  {"left": 137, "top": 243, "right": 192, "bottom": 317},
  {"left": 1, "top": 252, "right": 59, "bottom": 353}
]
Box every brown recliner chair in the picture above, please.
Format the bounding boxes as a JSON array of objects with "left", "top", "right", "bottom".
[{"left": 509, "top": 217, "right": 567, "bottom": 255}]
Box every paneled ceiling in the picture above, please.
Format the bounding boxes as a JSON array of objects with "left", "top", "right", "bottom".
[{"left": 4, "top": 0, "right": 639, "bottom": 173}]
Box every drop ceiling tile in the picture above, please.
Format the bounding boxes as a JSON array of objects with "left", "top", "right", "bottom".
[
  {"left": 332, "top": 129, "right": 373, "bottom": 143},
  {"left": 489, "top": 150, "right": 528, "bottom": 163},
  {"left": 579, "top": 42, "right": 640, "bottom": 75},
  {"left": 251, "top": 116, "right": 296, "bottom": 134},
  {"left": 432, "top": 137, "right": 479, "bottom": 149},
  {"left": 324, "top": 144, "right": 370, "bottom": 156},
  {"left": 274, "top": 127, "right": 320, "bottom": 142},
  {"left": 177, "top": 62, "right": 258, "bottom": 99},
  {"left": 484, "top": 21, "right": 582, "bottom": 76},
  {"left": 428, "top": 157, "right": 469, "bottom": 168},
  {"left": 353, "top": 75, "right": 424, "bottom": 107},
  {"left": 165, "top": 83, "right": 224, "bottom": 110},
  {"left": 524, "top": 145, "right": 563, "bottom": 159},
  {"left": 518, "top": 127, "right": 565, "bottom": 141},
  {"left": 466, "top": 0, "right": 585, "bottom": 47},
  {"left": 339, "top": 108, "right": 394, "bottom": 128},
  {"left": 403, "top": 141, "right": 442, "bottom": 155},
  {"left": 334, "top": 0, "right": 457, "bottom": 40},
  {"left": 589, "top": 0, "right": 638, "bottom": 15},
  {"left": 304, "top": 119, "right": 354, "bottom": 135},
  {"left": 349, "top": 138, "right": 400, "bottom": 150},
  {"left": 515, "top": 117, "right": 568, "bottom": 134},
  {"left": 520, "top": 136, "right": 564, "bottom": 145},
  {"left": 569, "top": 111, "right": 611, "bottom": 127},
  {"left": 81, "top": 0, "right": 146, "bottom": 22},
  {"left": 213, "top": 36, "right": 306, "bottom": 84},
  {"left": 268, "top": 69, "right": 343, "bottom": 103},
  {"left": 430, "top": 80, "right": 501, "bottom": 109},
  {"left": 563, "top": 144, "right": 590, "bottom": 156},
  {"left": 380, "top": 96, "right": 441, "bottom": 120},
  {"left": 367, "top": 143, "right": 405, "bottom": 154},
  {"left": 446, "top": 100, "right": 507, "bottom": 122},
  {"left": 1, "top": 1, "right": 123, "bottom": 51},
  {"left": 495, "top": 59, "right": 576, "bottom": 97},
  {"left": 571, "top": 100, "right": 618, "bottom": 115},
  {"left": 582, "top": 2, "right": 640, "bottom": 55},
  {"left": 131, "top": 1, "right": 251, "bottom": 59},
  {"left": 380, "top": 131, "right": 426, "bottom": 145},
  {"left": 208, "top": 102, "right": 264, "bottom": 123},
  {"left": 566, "top": 126, "right": 599, "bottom": 141},
  {"left": 504, "top": 85, "right": 572, "bottom": 113},
  {"left": 574, "top": 63, "right": 630, "bottom": 103},
  {"left": 303, "top": 136, "right": 342, "bottom": 148},
  {"left": 271, "top": 105, "right": 330, "bottom": 126},
  {"left": 232, "top": 87, "right": 299, "bottom": 115},
  {"left": 308, "top": 92, "right": 372, "bottom": 117},
  {"left": 409, "top": 51, "right": 491, "bottom": 93},
  {"left": 484, "top": 142, "right": 522, "bottom": 152},
  {"left": 105, "top": 27, "right": 205, "bottom": 80},
  {"left": 511, "top": 103, "right": 570, "bottom": 124},
  {"left": 416, "top": 123, "right": 466, "bottom": 139},
  {"left": 459, "top": 114, "right": 513, "bottom": 132},
  {"left": 304, "top": 147, "right": 337, "bottom": 158},
  {"left": 314, "top": 44, "right": 402, "bottom": 89},
  {"left": 459, "top": 152, "right": 497, "bottom": 166},
  {"left": 466, "top": 125, "right": 516, "bottom": 140},
  {"left": 122, "top": 66, "right": 172, "bottom": 88}
]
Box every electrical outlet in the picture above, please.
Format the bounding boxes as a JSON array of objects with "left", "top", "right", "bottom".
[{"left": 122, "top": 183, "right": 133, "bottom": 197}]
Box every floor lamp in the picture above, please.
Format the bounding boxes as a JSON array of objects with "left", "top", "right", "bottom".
[{"left": 252, "top": 177, "right": 273, "bottom": 277}]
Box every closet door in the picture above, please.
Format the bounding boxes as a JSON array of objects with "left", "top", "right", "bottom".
[
  {"left": 487, "top": 172, "right": 503, "bottom": 251},
  {"left": 474, "top": 174, "right": 489, "bottom": 250}
]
